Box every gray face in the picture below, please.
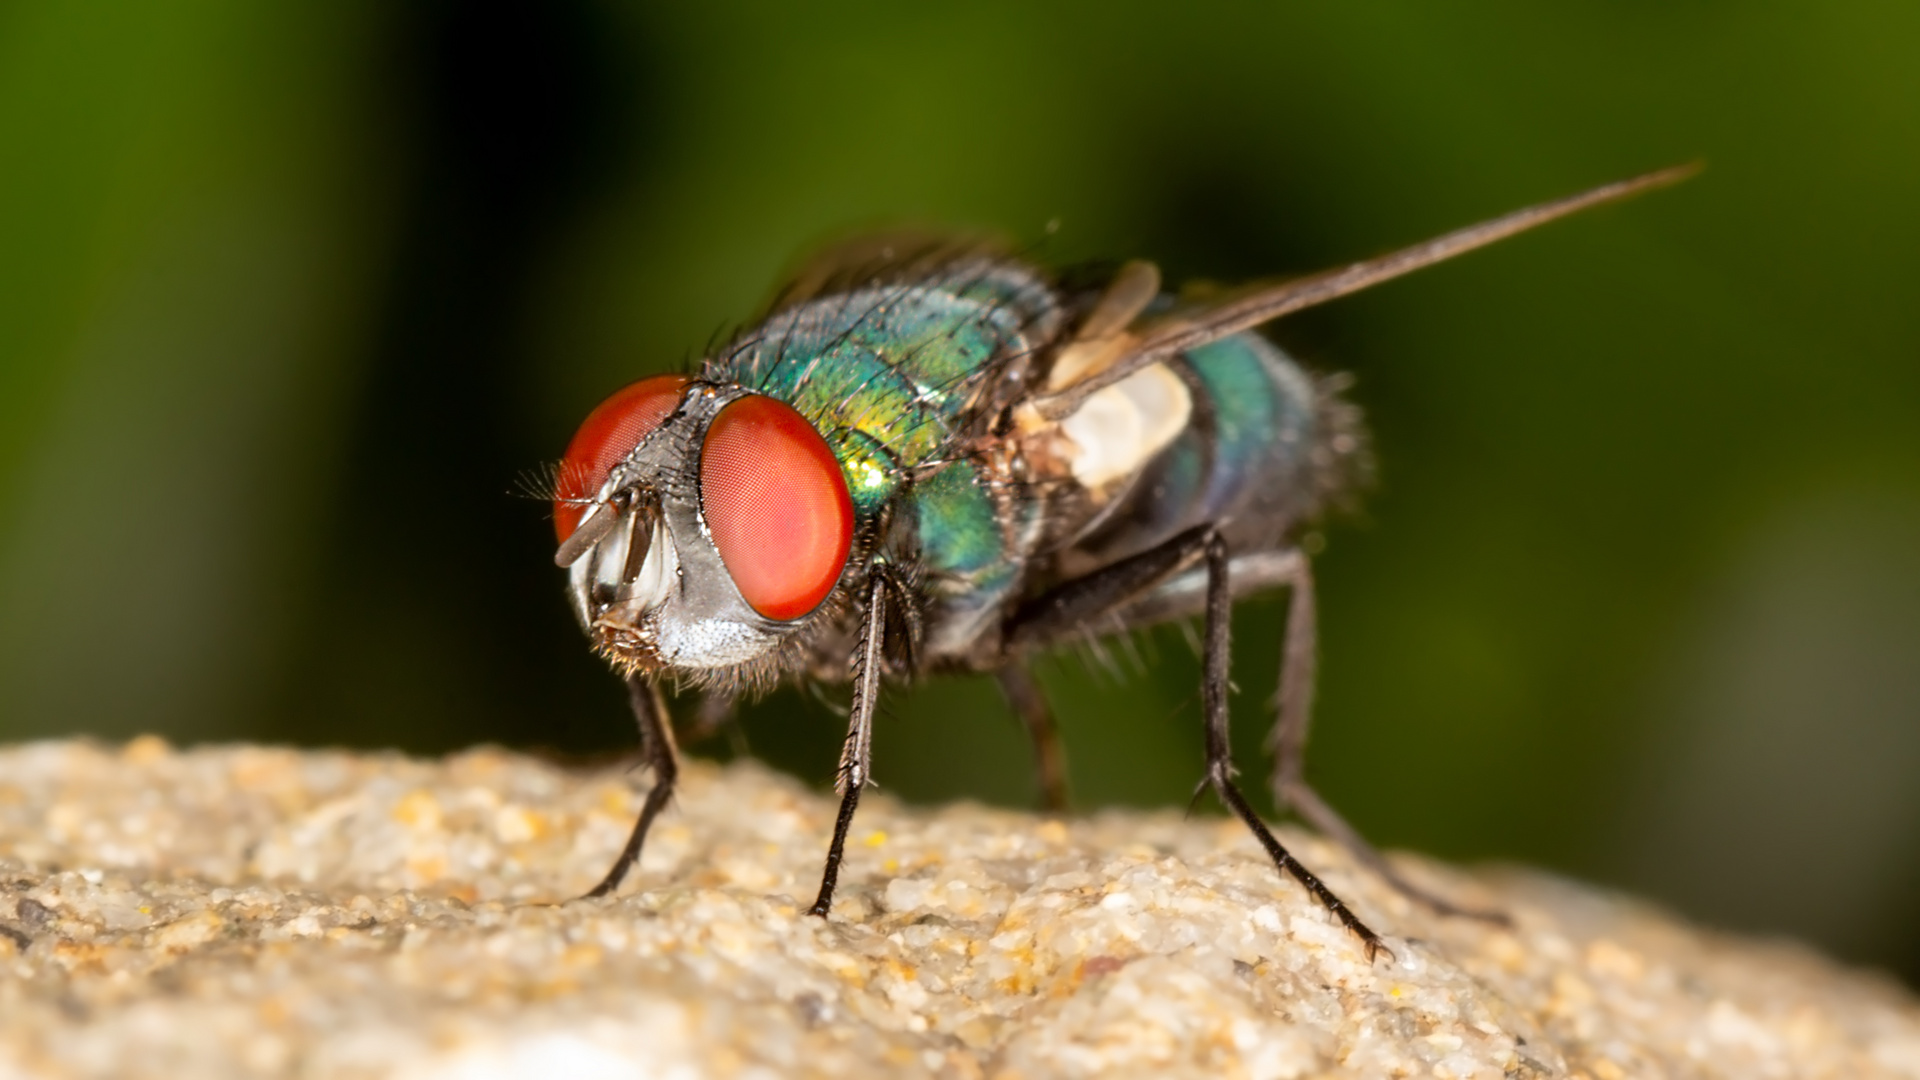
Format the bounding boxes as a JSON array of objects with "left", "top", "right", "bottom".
[{"left": 557, "top": 382, "right": 792, "bottom": 673}]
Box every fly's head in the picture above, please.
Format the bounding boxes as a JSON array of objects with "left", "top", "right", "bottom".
[{"left": 552, "top": 375, "right": 856, "bottom": 682}]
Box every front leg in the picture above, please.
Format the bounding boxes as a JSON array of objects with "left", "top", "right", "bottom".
[
  {"left": 581, "top": 674, "right": 680, "bottom": 899},
  {"left": 808, "top": 562, "right": 909, "bottom": 917}
]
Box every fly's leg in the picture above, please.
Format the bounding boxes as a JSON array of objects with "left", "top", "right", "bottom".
[
  {"left": 990, "top": 518, "right": 1213, "bottom": 807},
  {"left": 1267, "top": 551, "right": 1507, "bottom": 924},
  {"left": 683, "top": 690, "right": 750, "bottom": 757},
  {"left": 1006, "top": 524, "right": 1216, "bottom": 651},
  {"left": 1001, "top": 524, "right": 1210, "bottom": 811},
  {"left": 996, "top": 663, "right": 1071, "bottom": 812},
  {"left": 808, "top": 565, "right": 902, "bottom": 918},
  {"left": 1197, "top": 533, "right": 1390, "bottom": 961},
  {"left": 582, "top": 675, "right": 680, "bottom": 899},
  {"left": 1002, "top": 525, "right": 1385, "bottom": 958}
]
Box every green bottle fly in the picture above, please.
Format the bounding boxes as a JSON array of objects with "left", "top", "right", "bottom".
[{"left": 550, "top": 165, "right": 1696, "bottom": 960}]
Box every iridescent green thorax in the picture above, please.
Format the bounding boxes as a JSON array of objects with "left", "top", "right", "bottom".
[
  {"left": 705, "top": 261, "right": 1062, "bottom": 657},
  {"left": 707, "top": 262, "right": 1059, "bottom": 493}
]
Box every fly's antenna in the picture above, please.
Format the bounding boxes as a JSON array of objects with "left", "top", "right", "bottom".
[{"left": 1031, "top": 162, "right": 1701, "bottom": 421}]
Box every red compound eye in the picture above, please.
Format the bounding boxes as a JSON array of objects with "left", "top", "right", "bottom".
[
  {"left": 553, "top": 374, "right": 690, "bottom": 543},
  {"left": 700, "top": 394, "right": 853, "bottom": 621}
]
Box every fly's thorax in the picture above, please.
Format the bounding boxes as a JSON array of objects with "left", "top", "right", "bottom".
[
  {"left": 556, "top": 379, "right": 859, "bottom": 682},
  {"left": 707, "top": 258, "right": 1063, "bottom": 478}
]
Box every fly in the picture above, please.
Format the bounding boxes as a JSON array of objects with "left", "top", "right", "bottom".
[{"left": 549, "top": 164, "right": 1696, "bottom": 961}]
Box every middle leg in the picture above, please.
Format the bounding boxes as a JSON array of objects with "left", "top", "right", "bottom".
[
  {"left": 1197, "top": 532, "right": 1390, "bottom": 961},
  {"left": 1002, "top": 524, "right": 1388, "bottom": 958}
]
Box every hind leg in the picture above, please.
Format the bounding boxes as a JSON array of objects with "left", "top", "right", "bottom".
[{"left": 1268, "top": 551, "right": 1507, "bottom": 923}]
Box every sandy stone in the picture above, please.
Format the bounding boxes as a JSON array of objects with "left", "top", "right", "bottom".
[{"left": 0, "top": 738, "right": 1915, "bottom": 1079}]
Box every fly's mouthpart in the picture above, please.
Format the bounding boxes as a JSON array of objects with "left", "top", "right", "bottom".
[
  {"left": 591, "top": 620, "right": 667, "bottom": 675},
  {"left": 580, "top": 497, "right": 677, "bottom": 621},
  {"left": 563, "top": 483, "right": 684, "bottom": 671},
  {"left": 610, "top": 509, "right": 676, "bottom": 612}
]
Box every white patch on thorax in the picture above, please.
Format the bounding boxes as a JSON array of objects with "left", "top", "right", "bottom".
[{"left": 1058, "top": 361, "right": 1192, "bottom": 495}]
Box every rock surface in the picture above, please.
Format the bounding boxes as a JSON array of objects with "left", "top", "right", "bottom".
[{"left": 0, "top": 738, "right": 1916, "bottom": 1079}]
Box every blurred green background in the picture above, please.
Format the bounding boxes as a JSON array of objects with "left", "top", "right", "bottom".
[{"left": 4, "top": 2, "right": 1918, "bottom": 983}]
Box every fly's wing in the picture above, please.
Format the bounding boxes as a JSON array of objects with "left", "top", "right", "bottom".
[
  {"left": 1031, "top": 163, "right": 1700, "bottom": 419},
  {"left": 766, "top": 228, "right": 1015, "bottom": 314},
  {"left": 1043, "top": 259, "right": 1162, "bottom": 393}
]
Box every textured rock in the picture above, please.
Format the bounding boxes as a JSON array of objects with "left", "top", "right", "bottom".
[{"left": 0, "top": 738, "right": 1915, "bottom": 1079}]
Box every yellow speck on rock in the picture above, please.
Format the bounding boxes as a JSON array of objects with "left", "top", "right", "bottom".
[
  {"left": 493, "top": 804, "right": 544, "bottom": 844},
  {"left": 405, "top": 854, "right": 449, "bottom": 886},
  {"left": 863, "top": 830, "right": 888, "bottom": 848},
  {"left": 150, "top": 910, "right": 225, "bottom": 954},
  {"left": 392, "top": 790, "right": 442, "bottom": 831},
  {"left": 594, "top": 785, "right": 633, "bottom": 817},
  {"left": 561, "top": 944, "right": 604, "bottom": 968},
  {"left": 120, "top": 734, "right": 171, "bottom": 765},
  {"left": 1585, "top": 938, "right": 1646, "bottom": 981},
  {"left": 1590, "top": 1058, "right": 1628, "bottom": 1080}
]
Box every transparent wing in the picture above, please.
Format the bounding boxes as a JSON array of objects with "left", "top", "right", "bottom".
[
  {"left": 766, "top": 228, "right": 1013, "bottom": 314},
  {"left": 1032, "top": 162, "right": 1700, "bottom": 420}
]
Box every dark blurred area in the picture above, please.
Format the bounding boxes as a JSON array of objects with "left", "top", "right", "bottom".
[{"left": 3, "top": 2, "right": 1917, "bottom": 984}]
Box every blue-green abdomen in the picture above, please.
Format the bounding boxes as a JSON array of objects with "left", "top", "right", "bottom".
[{"left": 1065, "top": 330, "right": 1331, "bottom": 569}]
